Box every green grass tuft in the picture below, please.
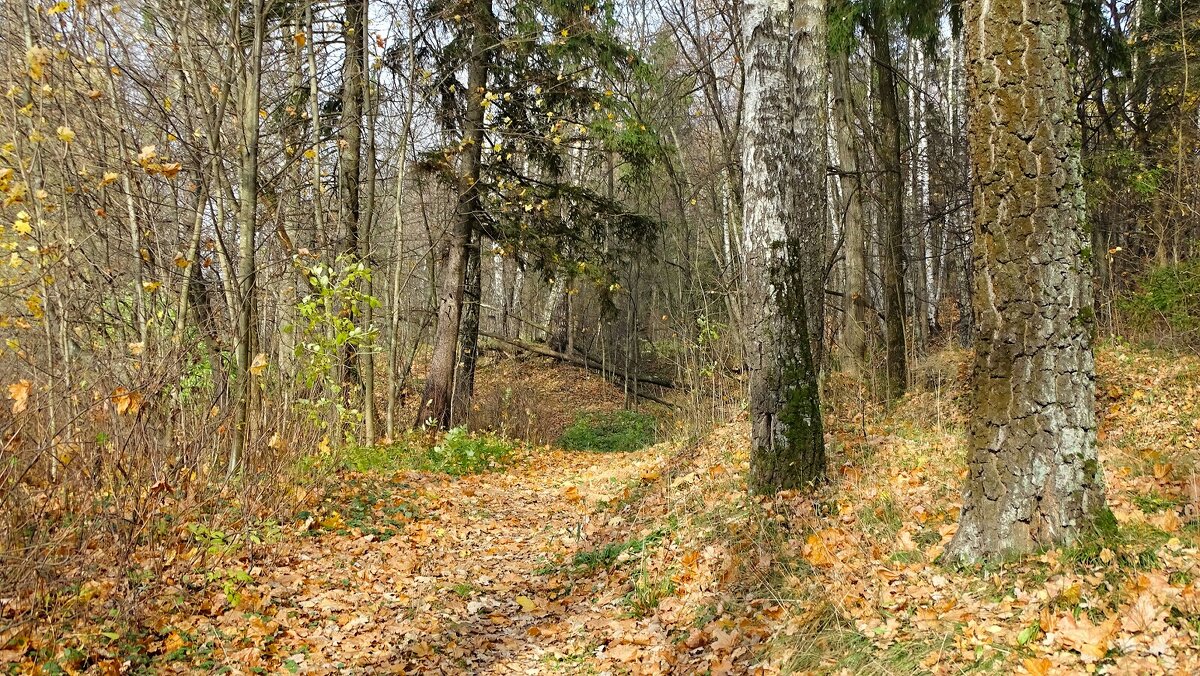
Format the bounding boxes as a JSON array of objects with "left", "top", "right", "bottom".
[{"left": 558, "top": 410, "right": 657, "bottom": 453}]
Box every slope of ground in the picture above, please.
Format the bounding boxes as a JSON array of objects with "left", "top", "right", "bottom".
[{"left": 4, "top": 344, "right": 1200, "bottom": 674}]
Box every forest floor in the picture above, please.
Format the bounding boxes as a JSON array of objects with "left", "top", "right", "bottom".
[{"left": 5, "top": 345, "right": 1200, "bottom": 674}]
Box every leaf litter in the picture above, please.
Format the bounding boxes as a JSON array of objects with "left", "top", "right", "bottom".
[{"left": 4, "top": 345, "right": 1200, "bottom": 674}]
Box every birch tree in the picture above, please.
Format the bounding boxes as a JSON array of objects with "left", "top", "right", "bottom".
[
  {"left": 741, "top": 0, "right": 826, "bottom": 492},
  {"left": 945, "top": 0, "right": 1106, "bottom": 561}
]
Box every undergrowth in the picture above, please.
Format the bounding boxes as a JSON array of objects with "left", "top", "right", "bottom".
[
  {"left": 1118, "top": 260, "right": 1200, "bottom": 342},
  {"left": 558, "top": 410, "right": 658, "bottom": 453},
  {"left": 341, "top": 426, "right": 515, "bottom": 476}
]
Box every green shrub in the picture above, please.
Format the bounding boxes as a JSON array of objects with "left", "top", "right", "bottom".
[
  {"left": 1119, "top": 261, "right": 1200, "bottom": 337},
  {"left": 419, "top": 427, "right": 514, "bottom": 475},
  {"left": 335, "top": 427, "right": 513, "bottom": 476},
  {"left": 558, "top": 410, "right": 657, "bottom": 453}
]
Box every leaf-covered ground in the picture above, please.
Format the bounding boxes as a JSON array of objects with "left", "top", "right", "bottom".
[{"left": 5, "top": 344, "right": 1200, "bottom": 674}]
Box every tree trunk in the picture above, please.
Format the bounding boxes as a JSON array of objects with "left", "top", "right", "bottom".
[
  {"left": 865, "top": 12, "right": 908, "bottom": 401},
  {"left": 360, "top": 8, "right": 379, "bottom": 442},
  {"left": 230, "top": 0, "right": 265, "bottom": 476},
  {"left": 415, "top": 0, "right": 491, "bottom": 429},
  {"left": 832, "top": 49, "right": 868, "bottom": 374},
  {"left": 945, "top": 0, "right": 1105, "bottom": 562},
  {"left": 451, "top": 230, "right": 482, "bottom": 427},
  {"left": 741, "top": 0, "right": 826, "bottom": 494},
  {"left": 339, "top": 0, "right": 366, "bottom": 405}
]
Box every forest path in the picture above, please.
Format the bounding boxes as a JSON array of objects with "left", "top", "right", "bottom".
[{"left": 250, "top": 446, "right": 654, "bottom": 674}]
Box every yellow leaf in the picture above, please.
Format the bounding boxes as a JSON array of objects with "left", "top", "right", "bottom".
[
  {"left": 8, "top": 379, "right": 31, "bottom": 414},
  {"left": 128, "top": 341, "right": 144, "bottom": 356},
  {"left": 173, "top": 253, "right": 190, "bottom": 268},
  {"left": 13, "top": 211, "right": 32, "bottom": 236},
  {"left": 136, "top": 145, "right": 156, "bottom": 165},
  {"left": 163, "top": 632, "right": 185, "bottom": 653},
  {"left": 293, "top": 32, "right": 307, "bottom": 47},
  {"left": 26, "top": 293, "right": 43, "bottom": 319},
  {"left": 47, "top": 1, "right": 70, "bottom": 15},
  {"left": 249, "top": 352, "right": 268, "bottom": 376},
  {"left": 27, "top": 46, "right": 51, "bottom": 80},
  {"left": 142, "top": 280, "right": 161, "bottom": 293},
  {"left": 56, "top": 125, "right": 75, "bottom": 143},
  {"left": 515, "top": 595, "right": 537, "bottom": 612},
  {"left": 1022, "top": 658, "right": 1051, "bottom": 676},
  {"left": 159, "top": 162, "right": 181, "bottom": 178},
  {"left": 99, "top": 171, "right": 120, "bottom": 187}
]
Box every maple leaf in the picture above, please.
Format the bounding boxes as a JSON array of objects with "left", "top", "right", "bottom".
[
  {"left": 1121, "top": 593, "right": 1162, "bottom": 634},
  {"left": 136, "top": 145, "right": 157, "bottom": 165},
  {"left": 8, "top": 380, "right": 31, "bottom": 414},
  {"left": 111, "top": 387, "right": 143, "bottom": 416},
  {"left": 1022, "top": 657, "right": 1052, "bottom": 676},
  {"left": 56, "top": 125, "right": 75, "bottom": 143},
  {"left": 1056, "top": 615, "right": 1116, "bottom": 662}
]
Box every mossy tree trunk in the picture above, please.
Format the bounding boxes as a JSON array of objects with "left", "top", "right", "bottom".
[
  {"left": 945, "top": 0, "right": 1106, "bottom": 562},
  {"left": 741, "top": 0, "right": 826, "bottom": 493}
]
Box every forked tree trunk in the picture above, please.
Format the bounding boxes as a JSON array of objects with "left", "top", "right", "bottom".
[
  {"left": 415, "top": 0, "right": 491, "bottom": 429},
  {"left": 741, "top": 0, "right": 826, "bottom": 493},
  {"left": 451, "top": 231, "right": 482, "bottom": 427},
  {"left": 946, "top": 0, "right": 1105, "bottom": 562}
]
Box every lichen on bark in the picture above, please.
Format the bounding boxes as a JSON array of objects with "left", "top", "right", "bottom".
[{"left": 946, "top": 0, "right": 1106, "bottom": 562}]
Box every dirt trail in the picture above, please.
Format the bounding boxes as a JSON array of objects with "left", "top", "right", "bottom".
[{"left": 238, "top": 447, "right": 652, "bottom": 674}]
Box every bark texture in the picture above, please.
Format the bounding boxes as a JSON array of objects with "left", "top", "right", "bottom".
[
  {"left": 741, "top": 0, "right": 826, "bottom": 493},
  {"left": 832, "top": 50, "right": 868, "bottom": 373},
  {"left": 946, "top": 0, "right": 1105, "bottom": 561},
  {"left": 415, "top": 0, "right": 491, "bottom": 429},
  {"left": 865, "top": 12, "right": 908, "bottom": 402}
]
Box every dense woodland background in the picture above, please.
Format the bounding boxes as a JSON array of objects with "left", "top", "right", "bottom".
[{"left": 3, "top": 0, "right": 1200, "bottom": 654}]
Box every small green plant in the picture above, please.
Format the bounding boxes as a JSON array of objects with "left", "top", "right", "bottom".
[
  {"left": 558, "top": 410, "right": 657, "bottom": 453},
  {"left": 570, "top": 527, "right": 668, "bottom": 573},
  {"left": 419, "top": 427, "right": 514, "bottom": 475},
  {"left": 626, "top": 566, "right": 677, "bottom": 616},
  {"left": 1133, "top": 490, "right": 1181, "bottom": 514}
]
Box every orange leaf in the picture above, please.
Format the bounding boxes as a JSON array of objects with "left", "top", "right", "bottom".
[
  {"left": 8, "top": 379, "right": 31, "bottom": 414},
  {"left": 1022, "top": 658, "right": 1051, "bottom": 676}
]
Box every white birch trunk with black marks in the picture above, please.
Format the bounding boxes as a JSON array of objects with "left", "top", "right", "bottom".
[{"left": 741, "top": 0, "right": 826, "bottom": 493}]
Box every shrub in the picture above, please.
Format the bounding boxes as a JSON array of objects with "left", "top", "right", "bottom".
[
  {"left": 558, "top": 410, "right": 657, "bottom": 453},
  {"left": 419, "top": 427, "right": 514, "bottom": 475},
  {"left": 337, "top": 427, "right": 514, "bottom": 476},
  {"left": 1118, "top": 261, "right": 1200, "bottom": 339}
]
